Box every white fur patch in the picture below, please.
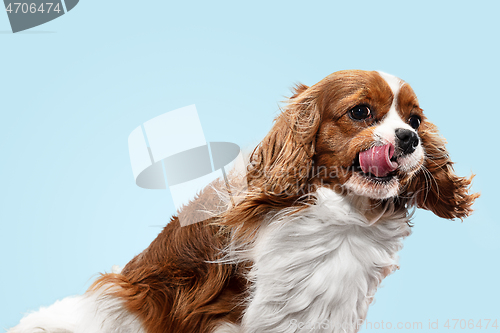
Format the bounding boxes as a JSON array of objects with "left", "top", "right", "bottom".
[
  {"left": 374, "top": 71, "right": 424, "bottom": 176},
  {"left": 8, "top": 285, "right": 145, "bottom": 333},
  {"left": 374, "top": 71, "right": 413, "bottom": 145},
  {"left": 212, "top": 322, "right": 241, "bottom": 333},
  {"left": 241, "top": 188, "right": 411, "bottom": 333}
]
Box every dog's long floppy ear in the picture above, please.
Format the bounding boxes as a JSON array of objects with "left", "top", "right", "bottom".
[
  {"left": 406, "top": 121, "right": 479, "bottom": 220},
  {"left": 246, "top": 83, "right": 320, "bottom": 198},
  {"left": 222, "top": 84, "right": 320, "bottom": 240}
]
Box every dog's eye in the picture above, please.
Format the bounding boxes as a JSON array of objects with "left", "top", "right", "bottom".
[
  {"left": 408, "top": 115, "right": 421, "bottom": 129},
  {"left": 349, "top": 105, "right": 371, "bottom": 120}
]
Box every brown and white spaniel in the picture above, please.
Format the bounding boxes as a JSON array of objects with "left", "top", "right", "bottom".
[{"left": 10, "top": 70, "right": 478, "bottom": 333}]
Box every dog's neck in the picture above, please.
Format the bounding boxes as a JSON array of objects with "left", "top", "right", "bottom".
[
  {"left": 345, "top": 193, "right": 403, "bottom": 226},
  {"left": 313, "top": 182, "right": 405, "bottom": 226},
  {"left": 241, "top": 187, "right": 411, "bottom": 333}
]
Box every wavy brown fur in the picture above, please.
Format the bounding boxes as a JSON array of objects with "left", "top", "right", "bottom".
[{"left": 221, "top": 83, "right": 322, "bottom": 243}]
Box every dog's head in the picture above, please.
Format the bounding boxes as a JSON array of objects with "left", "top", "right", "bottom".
[{"left": 243, "top": 70, "right": 477, "bottom": 220}]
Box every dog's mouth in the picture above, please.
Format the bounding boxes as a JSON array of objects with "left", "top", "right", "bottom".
[{"left": 352, "top": 144, "right": 399, "bottom": 183}]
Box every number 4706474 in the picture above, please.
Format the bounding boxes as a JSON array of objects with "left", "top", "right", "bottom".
[
  {"left": 5, "top": 3, "right": 62, "bottom": 14},
  {"left": 444, "top": 319, "right": 498, "bottom": 330}
]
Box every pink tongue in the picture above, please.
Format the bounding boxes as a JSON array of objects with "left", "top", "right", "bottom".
[{"left": 359, "top": 144, "right": 398, "bottom": 177}]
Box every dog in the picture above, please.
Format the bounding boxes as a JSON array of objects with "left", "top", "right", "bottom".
[{"left": 10, "top": 70, "right": 478, "bottom": 333}]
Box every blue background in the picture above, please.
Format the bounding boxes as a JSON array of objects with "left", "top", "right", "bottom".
[{"left": 1, "top": 1, "right": 498, "bottom": 331}]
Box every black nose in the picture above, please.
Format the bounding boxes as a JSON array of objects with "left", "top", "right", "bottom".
[{"left": 395, "top": 128, "right": 419, "bottom": 155}]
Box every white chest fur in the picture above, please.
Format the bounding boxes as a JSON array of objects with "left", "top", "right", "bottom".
[{"left": 241, "top": 188, "right": 411, "bottom": 333}]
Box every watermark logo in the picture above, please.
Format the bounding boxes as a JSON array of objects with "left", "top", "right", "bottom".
[
  {"left": 4, "top": 0, "right": 78, "bottom": 33},
  {"left": 128, "top": 105, "right": 246, "bottom": 226}
]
